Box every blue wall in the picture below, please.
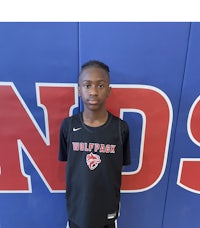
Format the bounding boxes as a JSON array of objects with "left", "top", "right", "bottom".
[{"left": 1, "top": 22, "right": 200, "bottom": 228}]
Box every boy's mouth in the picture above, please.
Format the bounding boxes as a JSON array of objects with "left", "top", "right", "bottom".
[{"left": 88, "top": 99, "right": 98, "bottom": 104}]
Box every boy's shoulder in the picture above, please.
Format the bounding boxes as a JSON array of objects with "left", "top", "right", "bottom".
[
  {"left": 61, "top": 113, "right": 81, "bottom": 126},
  {"left": 109, "top": 112, "right": 128, "bottom": 126},
  {"left": 63, "top": 112, "right": 80, "bottom": 121},
  {"left": 60, "top": 113, "right": 82, "bottom": 136}
]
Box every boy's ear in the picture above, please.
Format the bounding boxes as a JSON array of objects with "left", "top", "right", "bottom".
[
  {"left": 107, "top": 86, "right": 111, "bottom": 97},
  {"left": 78, "top": 86, "right": 81, "bottom": 96}
]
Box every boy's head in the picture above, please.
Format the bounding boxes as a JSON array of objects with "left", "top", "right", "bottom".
[{"left": 78, "top": 60, "right": 111, "bottom": 111}]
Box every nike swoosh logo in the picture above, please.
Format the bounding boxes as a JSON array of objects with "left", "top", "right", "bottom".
[{"left": 73, "top": 127, "right": 82, "bottom": 131}]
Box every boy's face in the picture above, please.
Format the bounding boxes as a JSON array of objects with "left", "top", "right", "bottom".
[{"left": 78, "top": 67, "right": 111, "bottom": 111}]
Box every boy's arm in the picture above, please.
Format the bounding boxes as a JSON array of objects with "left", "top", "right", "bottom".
[{"left": 58, "top": 119, "right": 68, "bottom": 161}]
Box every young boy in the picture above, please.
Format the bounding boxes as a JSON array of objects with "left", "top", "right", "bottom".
[{"left": 59, "top": 60, "right": 131, "bottom": 228}]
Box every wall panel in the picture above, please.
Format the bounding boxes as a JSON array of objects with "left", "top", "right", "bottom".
[
  {"left": 1, "top": 22, "right": 200, "bottom": 228},
  {"left": 163, "top": 22, "right": 200, "bottom": 228}
]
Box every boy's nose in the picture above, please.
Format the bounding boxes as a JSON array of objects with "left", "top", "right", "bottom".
[{"left": 90, "top": 86, "right": 98, "bottom": 95}]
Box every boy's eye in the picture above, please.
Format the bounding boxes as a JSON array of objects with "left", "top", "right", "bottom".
[
  {"left": 98, "top": 84, "right": 104, "bottom": 88},
  {"left": 84, "top": 84, "right": 91, "bottom": 89}
]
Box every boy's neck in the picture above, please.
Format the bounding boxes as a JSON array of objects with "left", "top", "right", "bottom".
[{"left": 82, "top": 110, "right": 108, "bottom": 127}]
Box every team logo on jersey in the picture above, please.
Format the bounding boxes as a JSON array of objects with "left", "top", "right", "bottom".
[{"left": 86, "top": 153, "right": 101, "bottom": 170}]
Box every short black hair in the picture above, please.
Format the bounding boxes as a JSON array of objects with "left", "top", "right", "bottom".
[
  {"left": 81, "top": 60, "right": 110, "bottom": 73},
  {"left": 78, "top": 60, "right": 110, "bottom": 85}
]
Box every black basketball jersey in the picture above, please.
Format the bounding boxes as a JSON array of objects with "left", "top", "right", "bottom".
[{"left": 59, "top": 112, "right": 131, "bottom": 228}]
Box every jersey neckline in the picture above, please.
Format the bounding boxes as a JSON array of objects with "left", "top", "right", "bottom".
[{"left": 79, "top": 112, "right": 112, "bottom": 132}]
